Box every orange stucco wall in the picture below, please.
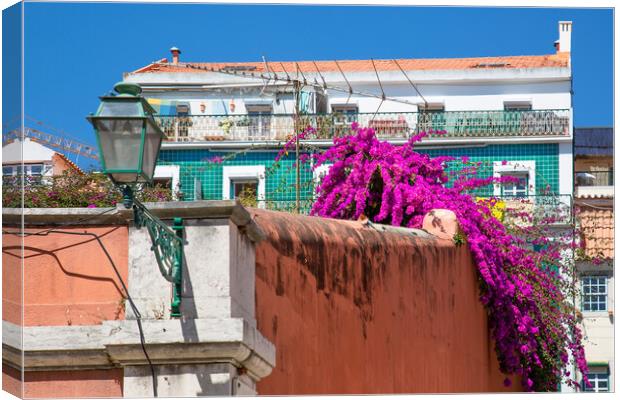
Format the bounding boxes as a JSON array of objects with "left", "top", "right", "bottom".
[
  {"left": 2, "top": 225, "right": 128, "bottom": 326},
  {"left": 252, "top": 210, "right": 517, "bottom": 394},
  {"left": 2, "top": 225, "right": 128, "bottom": 398},
  {"left": 3, "top": 364, "right": 123, "bottom": 398}
]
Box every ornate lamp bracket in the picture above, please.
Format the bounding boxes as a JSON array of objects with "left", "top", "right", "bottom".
[{"left": 123, "top": 186, "right": 186, "bottom": 317}]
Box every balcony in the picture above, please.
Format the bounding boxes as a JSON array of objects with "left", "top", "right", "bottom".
[
  {"left": 575, "top": 170, "right": 613, "bottom": 199},
  {"left": 492, "top": 194, "right": 574, "bottom": 226},
  {"left": 154, "top": 109, "right": 571, "bottom": 142}
]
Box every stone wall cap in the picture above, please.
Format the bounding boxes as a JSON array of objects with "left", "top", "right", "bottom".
[{"left": 3, "top": 200, "right": 265, "bottom": 242}]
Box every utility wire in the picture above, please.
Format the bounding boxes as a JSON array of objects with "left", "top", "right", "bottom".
[{"left": 181, "top": 62, "right": 420, "bottom": 108}]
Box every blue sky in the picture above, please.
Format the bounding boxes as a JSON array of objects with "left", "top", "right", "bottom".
[{"left": 2, "top": 2, "right": 614, "bottom": 168}]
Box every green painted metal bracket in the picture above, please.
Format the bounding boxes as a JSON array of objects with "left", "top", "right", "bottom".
[{"left": 124, "top": 186, "right": 185, "bottom": 317}]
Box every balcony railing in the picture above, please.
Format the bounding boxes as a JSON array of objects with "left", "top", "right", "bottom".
[
  {"left": 154, "top": 109, "right": 571, "bottom": 142},
  {"left": 575, "top": 170, "right": 613, "bottom": 187},
  {"left": 491, "top": 194, "right": 573, "bottom": 226}
]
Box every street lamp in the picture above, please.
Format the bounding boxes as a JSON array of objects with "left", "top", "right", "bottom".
[{"left": 87, "top": 82, "right": 185, "bottom": 317}]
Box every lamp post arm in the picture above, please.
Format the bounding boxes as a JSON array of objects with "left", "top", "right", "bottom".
[{"left": 127, "top": 189, "right": 185, "bottom": 318}]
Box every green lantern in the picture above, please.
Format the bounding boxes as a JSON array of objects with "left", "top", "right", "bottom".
[
  {"left": 87, "top": 82, "right": 184, "bottom": 318},
  {"left": 87, "top": 82, "right": 163, "bottom": 185}
]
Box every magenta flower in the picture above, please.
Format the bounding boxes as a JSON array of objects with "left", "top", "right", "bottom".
[{"left": 279, "top": 123, "right": 590, "bottom": 392}]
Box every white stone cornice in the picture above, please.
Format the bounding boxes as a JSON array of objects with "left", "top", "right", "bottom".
[{"left": 2, "top": 318, "right": 275, "bottom": 379}]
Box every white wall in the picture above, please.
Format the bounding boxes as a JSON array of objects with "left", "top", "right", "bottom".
[
  {"left": 577, "top": 261, "right": 615, "bottom": 392},
  {"left": 141, "top": 79, "right": 571, "bottom": 117}
]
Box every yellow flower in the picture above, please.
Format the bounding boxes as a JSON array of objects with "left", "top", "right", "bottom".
[{"left": 476, "top": 197, "right": 505, "bottom": 221}]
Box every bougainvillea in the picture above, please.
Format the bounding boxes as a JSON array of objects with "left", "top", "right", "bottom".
[
  {"left": 278, "top": 123, "right": 589, "bottom": 392},
  {"left": 2, "top": 172, "right": 175, "bottom": 208}
]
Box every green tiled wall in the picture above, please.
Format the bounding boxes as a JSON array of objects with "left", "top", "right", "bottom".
[
  {"left": 158, "top": 149, "right": 315, "bottom": 202},
  {"left": 158, "top": 143, "right": 559, "bottom": 202},
  {"left": 423, "top": 143, "right": 559, "bottom": 196}
]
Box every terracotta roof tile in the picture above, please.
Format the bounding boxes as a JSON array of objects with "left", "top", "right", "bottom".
[
  {"left": 131, "top": 53, "right": 570, "bottom": 75},
  {"left": 578, "top": 207, "right": 614, "bottom": 260}
]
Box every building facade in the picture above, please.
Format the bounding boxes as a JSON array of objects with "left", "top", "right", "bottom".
[
  {"left": 574, "top": 127, "right": 614, "bottom": 392},
  {"left": 2, "top": 138, "right": 83, "bottom": 180},
  {"left": 121, "top": 21, "right": 575, "bottom": 215}
]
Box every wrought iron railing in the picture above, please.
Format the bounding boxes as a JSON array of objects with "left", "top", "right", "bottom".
[
  {"left": 229, "top": 194, "right": 573, "bottom": 226},
  {"left": 575, "top": 170, "right": 613, "bottom": 187},
  {"left": 154, "top": 109, "right": 571, "bottom": 142},
  {"left": 490, "top": 194, "right": 574, "bottom": 226}
]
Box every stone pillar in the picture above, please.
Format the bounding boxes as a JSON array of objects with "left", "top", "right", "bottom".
[{"left": 113, "top": 201, "right": 274, "bottom": 396}]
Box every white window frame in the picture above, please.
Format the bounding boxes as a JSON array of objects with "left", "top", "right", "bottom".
[
  {"left": 581, "top": 275, "right": 608, "bottom": 312},
  {"left": 246, "top": 104, "right": 273, "bottom": 139},
  {"left": 313, "top": 163, "right": 332, "bottom": 199},
  {"left": 2, "top": 163, "right": 45, "bottom": 176},
  {"left": 313, "top": 164, "right": 332, "bottom": 183},
  {"left": 330, "top": 103, "right": 358, "bottom": 114},
  {"left": 583, "top": 366, "right": 610, "bottom": 392},
  {"left": 222, "top": 165, "right": 266, "bottom": 208},
  {"left": 418, "top": 102, "right": 445, "bottom": 112},
  {"left": 493, "top": 161, "right": 536, "bottom": 197},
  {"left": 153, "top": 165, "right": 180, "bottom": 200},
  {"left": 503, "top": 100, "right": 533, "bottom": 111}
]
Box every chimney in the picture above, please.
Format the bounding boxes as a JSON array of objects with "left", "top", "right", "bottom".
[
  {"left": 170, "top": 47, "right": 181, "bottom": 65},
  {"left": 557, "top": 21, "right": 572, "bottom": 53}
]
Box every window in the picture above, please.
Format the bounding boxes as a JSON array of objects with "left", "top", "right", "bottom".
[
  {"left": 313, "top": 164, "right": 332, "bottom": 198},
  {"left": 583, "top": 366, "right": 610, "bottom": 392},
  {"left": 30, "top": 164, "right": 43, "bottom": 175},
  {"left": 504, "top": 101, "right": 532, "bottom": 111},
  {"left": 418, "top": 103, "right": 445, "bottom": 113},
  {"left": 153, "top": 165, "right": 180, "bottom": 200},
  {"left": 231, "top": 179, "right": 259, "bottom": 207},
  {"left": 222, "top": 165, "right": 265, "bottom": 208},
  {"left": 331, "top": 104, "right": 358, "bottom": 115},
  {"left": 417, "top": 103, "right": 446, "bottom": 132},
  {"left": 581, "top": 276, "right": 607, "bottom": 312},
  {"left": 493, "top": 161, "right": 536, "bottom": 198},
  {"left": 500, "top": 172, "right": 529, "bottom": 197},
  {"left": 246, "top": 104, "right": 272, "bottom": 139},
  {"left": 313, "top": 164, "right": 332, "bottom": 183},
  {"left": 176, "top": 104, "right": 190, "bottom": 117},
  {"left": 2, "top": 164, "right": 44, "bottom": 176}
]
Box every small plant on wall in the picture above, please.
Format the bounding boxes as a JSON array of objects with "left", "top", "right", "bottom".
[{"left": 2, "top": 171, "right": 175, "bottom": 208}]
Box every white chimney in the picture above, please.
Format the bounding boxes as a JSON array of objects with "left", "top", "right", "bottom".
[
  {"left": 558, "top": 21, "right": 572, "bottom": 52},
  {"left": 170, "top": 47, "right": 181, "bottom": 65}
]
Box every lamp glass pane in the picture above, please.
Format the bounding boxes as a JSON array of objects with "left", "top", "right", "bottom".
[
  {"left": 99, "top": 101, "right": 143, "bottom": 117},
  {"left": 110, "top": 173, "right": 148, "bottom": 183},
  {"left": 141, "top": 119, "right": 163, "bottom": 181},
  {"left": 94, "top": 119, "right": 143, "bottom": 177}
]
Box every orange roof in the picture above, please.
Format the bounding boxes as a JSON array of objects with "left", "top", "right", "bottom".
[
  {"left": 578, "top": 207, "right": 614, "bottom": 260},
  {"left": 132, "top": 53, "right": 570, "bottom": 75},
  {"left": 52, "top": 152, "right": 84, "bottom": 175}
]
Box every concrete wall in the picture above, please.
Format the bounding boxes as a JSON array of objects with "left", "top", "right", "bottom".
[{"left": 251, "top": 209, "right": 517, "bottom": 394}]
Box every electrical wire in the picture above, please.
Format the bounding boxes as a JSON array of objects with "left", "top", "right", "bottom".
[{"left": 3, "top": 227, "right": 159, "bottom": 397}]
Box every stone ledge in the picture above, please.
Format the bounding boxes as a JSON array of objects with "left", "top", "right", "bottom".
[
  {"left": 2, "top": 200, "right": 265, "bottom": 242},
  {"left": 2, "top": 318, "right": 275, "bottom": 379}
]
